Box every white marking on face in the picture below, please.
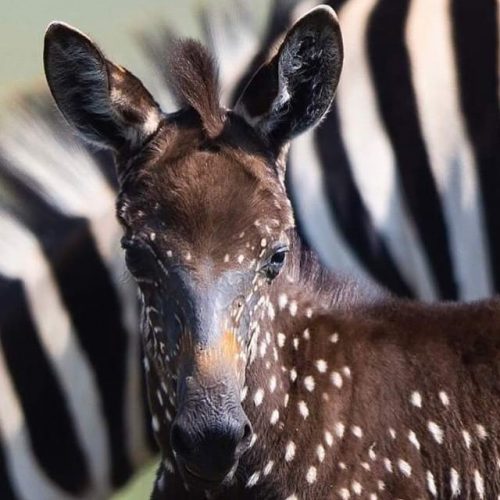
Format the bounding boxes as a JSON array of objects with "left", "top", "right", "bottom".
[
  {"left": 246, "top": 471, "right": 260, "bottom": 488},
  {"left": 164, "top": 458, "right": 175, "bottom": 473},
  {"left": 152, "top": 415, "right": 160, "bottom": 432},
  {"left": 285, "top": 441, "right": 296, "bottom": 461},
  {"left": 240, "top": 386, "right": 248, "bottom": 402},
  {"left": 263, "top": 460, "right": 274, "bottom": 476},
  {"left": 278, "top": 293, "right": 288, "bottom": 309}
]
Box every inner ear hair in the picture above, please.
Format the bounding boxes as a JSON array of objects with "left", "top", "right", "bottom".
[
  {"left": 234, "top": 6, "right": 343, "bottom": 151},
  {"left": 44, "top": 22, "right": 162, "bottom": 152}
]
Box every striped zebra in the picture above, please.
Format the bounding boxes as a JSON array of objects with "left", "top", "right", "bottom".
[
  {"left": 235, "top": 0, "right": 500, "bottom": 302},
  {"left": 0, "top": 0, "right": 497, "bottom": 498},
  {"left": 0, "top": 5, "right": 259, "bottom": 499}
]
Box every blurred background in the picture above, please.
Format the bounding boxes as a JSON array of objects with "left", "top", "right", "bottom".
[{"left": 0, "top": 0, "right": 269, "bottom": 115}]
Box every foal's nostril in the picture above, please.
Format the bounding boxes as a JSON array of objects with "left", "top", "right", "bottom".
[{"left": 235, "top": 419, "right": 253, "bottom": 457}]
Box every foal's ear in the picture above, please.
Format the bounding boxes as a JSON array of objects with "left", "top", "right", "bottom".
[
  {"left": 44, "top": 22, "right": 162, "bottom": 151},
  {"left": 234, "top": 6, "right": 343, "bottom": 150}
]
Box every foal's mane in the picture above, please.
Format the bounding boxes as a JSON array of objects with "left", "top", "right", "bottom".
[{"left": 167, "top": 39, "right": 225, "bottom": 138}]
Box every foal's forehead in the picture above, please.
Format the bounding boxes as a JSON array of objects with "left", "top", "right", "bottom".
[{"left": 120, "top": 123, "right": 293, "bottom": 253}]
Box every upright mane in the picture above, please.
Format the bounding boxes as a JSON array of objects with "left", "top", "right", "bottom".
[{"left": 167, "top": 39, "right": 225, "bottom": 138}]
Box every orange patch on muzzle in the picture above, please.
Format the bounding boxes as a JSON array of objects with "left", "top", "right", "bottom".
[{"left": 195, "top": 330, "right": 243, "bottom": 378}]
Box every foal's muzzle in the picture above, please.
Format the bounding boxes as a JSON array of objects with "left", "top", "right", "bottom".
[{"left": 171, "top": 404, "right": 253, "bottom": 488}]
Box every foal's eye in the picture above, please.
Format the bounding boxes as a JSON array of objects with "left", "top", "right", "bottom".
[{"left": 263, "top": 246, "right": 288, "bottom": 281}]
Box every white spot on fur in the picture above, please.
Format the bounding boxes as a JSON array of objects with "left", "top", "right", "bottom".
[
  {"left": 428, "top": 421, "right": 443, "bottom": 444},
  {"left": 335, "top": 422, "right": 345, "bottom": 438},
  {"left": 325, "top": 431, "right": 334, "bottom": 447},
  {"left": 270, "top": 409, "right": 279, "bottom": 425},
  {"left": 427, "top": 471, "right": 437, "bottom": 497},
  {"left": 351, "top": 481, "right": 362, "bottom": 495},
  {"left": 450, "top": 467, "right": 461, "bottom": 497},
  {"left": 410, "top": 391, "right": 422, "bottom": 408},
  {"left": 254, "top": 388, "right": 264, "bottom": 406},
  {"left": 439, "top": 390, "right": 450, "bottom": 406},
  {"left": 408, "top": 430, "right": 420, "bottom": 450},
  {"left": 315, "top": 359, "right": 327, "bottom": 373},
  {"left": 278, "top": 293, "right": 288, "bottom": 309},
  {"left": 351, "top": 426, "right": 363, "bottom": 438},
  {"left": 277, "top": 332, "right": 286, "bottom": 347},
  {"left": 298, "top": 400, "right": 309, "bottom": 419},
  {"left": 269, "top": 375, "right": 277, "bottom": 393},
  {"left": 263, "top": 461, "right": 274, "bottom": 476},
  {"left": 285, "top": 441, "right": 296, "bottom": 461},
  {"left": 331, "top": 371, "right": 343, "bottom": 388},
  {"left": 304, "top": 376, "right": 315, "bottom": 392},
  {"left": 398, "top": 459, "right": 412, "bottom": 477},
  {"left": 474, "top": 470, "right": 484, "bottom": 499},
  {"left": 462, "top": 429, "right": 471, "bottom": 448},
  {"left": 306, "top": 466, "right": 317, "bottom": 484},
  {"left": 316, "top": 444, "right": 325, "bottom": 462},
  {"left": 246, "top": 471, "right": 260, "bottom": 488}
]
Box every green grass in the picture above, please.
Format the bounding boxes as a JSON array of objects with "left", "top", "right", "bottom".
[{"left": 112, "top": 461, "right": 157, "bottom": 500}]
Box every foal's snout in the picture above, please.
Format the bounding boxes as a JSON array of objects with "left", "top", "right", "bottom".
[{"left": 171, "top": 407, "right": 253, "bottom": 483}]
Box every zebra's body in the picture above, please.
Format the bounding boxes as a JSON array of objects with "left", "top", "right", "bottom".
[{"left": 0, "top": 0, "right": 498, "bottom": 497}]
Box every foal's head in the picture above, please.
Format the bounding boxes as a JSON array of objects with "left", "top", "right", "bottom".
[{"left": 44, "top": 7, "right": 343, "bottom": 491}]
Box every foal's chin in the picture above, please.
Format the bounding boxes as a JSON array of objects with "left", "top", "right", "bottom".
[{"left": 178, "top": 458, "right": 239, "bottom": 492}]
